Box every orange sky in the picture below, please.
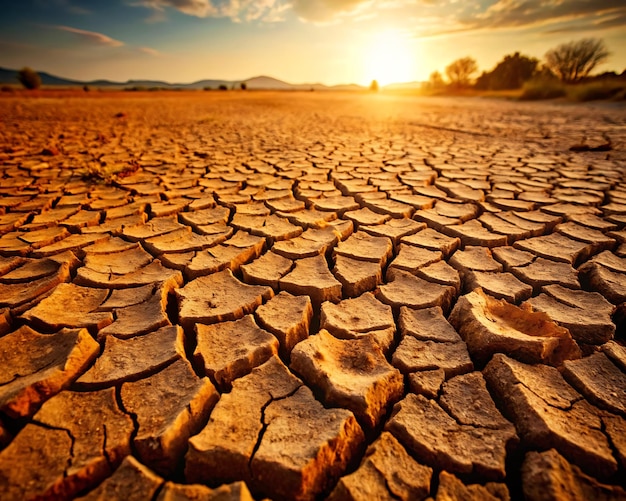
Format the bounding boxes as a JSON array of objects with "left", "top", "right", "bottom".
[{"left": 1, "top": 0, "right": 625, "bottom": 85}]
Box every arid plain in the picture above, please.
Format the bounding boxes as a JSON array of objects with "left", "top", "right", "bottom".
[{"left": 1, "top": 91, "right": 626, "bottom": 500}]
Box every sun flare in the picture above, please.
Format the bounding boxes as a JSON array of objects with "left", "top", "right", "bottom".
[{"left": 363, "top": 31, "right": 415, "bottom": 87}]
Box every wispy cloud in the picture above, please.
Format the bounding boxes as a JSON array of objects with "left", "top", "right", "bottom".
[
  {"left": 56, "top": 26, "right": 125, "bottom": 47},
  {"left": 291, "top": 0, "right": 373, "bottom": 23},
  {"left": 138, "top": 46, "right": 161, "bottom": 56},
  {"left": 132, "top": 0, "right": 286, "bottom": 21},
  {"left": 133, "top": 0, "right": 376, "bottom": 23},
  {"left": 417, "top": 0, "right": 626, "bottom": 37}
]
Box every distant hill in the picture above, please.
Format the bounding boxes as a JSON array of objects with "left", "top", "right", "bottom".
[
  {"left": 383, "top": 81, "right": 426, "bottom": 90},
  {"left": 0, "top": 67, "right": 365, "bottom": 91}
]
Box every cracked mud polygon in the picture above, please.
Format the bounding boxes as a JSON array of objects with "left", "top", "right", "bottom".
[{"left": 1, "top": 91, "right": 626, "bottom": 500}]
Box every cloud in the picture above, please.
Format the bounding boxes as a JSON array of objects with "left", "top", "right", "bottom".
[
  {"left": 56, "top": 26, "right": 125, "bottom": 47},
  {"left": 134, "top": 0, "right": 377, "bottom": 22},
  {"left": 423, "top": 0, "right": 626, "bottom": 37},
  {"left": 290, "top": 0, "right": 372, "bottom": 22},
  {"left": 138, "top": 46, "right": 161, "bottom": 56},
  {"left": 133, "top": 0, "right": 288, "bottom": 21}
]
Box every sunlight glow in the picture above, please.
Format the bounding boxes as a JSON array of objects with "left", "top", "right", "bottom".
[{"left": 363, "top": 31, "right": 416, "bottom": 87}]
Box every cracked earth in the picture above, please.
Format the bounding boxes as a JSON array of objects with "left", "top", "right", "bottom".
[{"left": 0, "top": 91, "right": 626, "bottom": 500}]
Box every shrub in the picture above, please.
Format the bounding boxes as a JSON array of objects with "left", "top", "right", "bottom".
[
  {"left": 240, "top": 82, "right": 247, "bottom": 90},
  {"left": 519, "top": 79, "right": 566, "bottom": 100},
  {"left": 17, "top": 67, "right": 41, "bottom": 89},
  {"left": 568, "top": 81, "right": 626, "bottom": 101},
  {"left": 218, "top": 84, "right": 228, "bottom": 91}
]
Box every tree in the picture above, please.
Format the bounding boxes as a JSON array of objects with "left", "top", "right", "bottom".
[
  {"left": 545, "top": 38, "right": 610, "bottom": 83},
  {"left": 17, "top": 67, "right": 41, "bottom": 89},
  {"left": 445, "top": 57, "right": 478, "bottom": 88},
  {"left": 475, "top": 52, "right": 538, "bottom": 90},
  {"left": 240, "top": 82, "right": 247, "bottom": 90},
  {"left": 369, "top": 79, "right": 379, "bottom": 92},
  {"left": 428, "top": 71, "right": 444, "bottom": 89}
]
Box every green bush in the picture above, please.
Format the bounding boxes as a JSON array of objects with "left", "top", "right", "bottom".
[
  {"left": 17, "top": 67, "right": 41, "bottom": 89},
  {"left": 568, "top": 81, "right": 626, "bottom": 101},
  {"left": 519, "top": 79, "right": 566, "bottom": 100}
]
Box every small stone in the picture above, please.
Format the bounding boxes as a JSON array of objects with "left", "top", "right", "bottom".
[
  {"left": 195, "top": 315, "right": 279, "bottom": 389},
  {"left": 328, "top": 432, "right": 432, "bottom": 501},
  {"left": 120, "top": 359, "right": 219, "bottom": 475},
  {"left": 521, "top": 449, "right": 626, "bottom": 501},
  {"left": 76, "top": 325, "right": 184, "bottom": 388},
  {"left": 449, "top": 289, "right": 581, "bottom": 366},
  {"left": 0, "top": 326, "right": 99, "bottom": 418},
  {"left": 177, "top": 269, "right": 273, "bottom": 329},
  {"left": 279, "top": 255, "right": 342, "bottom": 306},
  {"left": 255, "top": 291, "right": 313, "bottom": 357},
  {"left": 291, "top": 330, "right": 404, "bottom": 429}
]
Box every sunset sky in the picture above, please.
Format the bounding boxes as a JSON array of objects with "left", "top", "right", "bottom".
[{"left": 1, "top": 0, "right": 625, "bottom": 86}]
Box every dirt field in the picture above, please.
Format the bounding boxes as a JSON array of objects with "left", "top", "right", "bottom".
[{"left": 1, "top": 91, "right": 626, "bottom": 500}]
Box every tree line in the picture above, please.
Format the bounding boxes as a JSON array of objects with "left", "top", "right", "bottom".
[{"left": 428, "top": 38, "right": 618, "bottom": 91}]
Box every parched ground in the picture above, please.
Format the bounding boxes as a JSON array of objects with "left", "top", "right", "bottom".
[{"left": 0, "top": 91, "right": 626, "bottom": 500}]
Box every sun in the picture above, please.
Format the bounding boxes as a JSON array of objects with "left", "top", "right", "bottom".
[{"left": 363, "top": 31, "right": 415, "bottom": 87}]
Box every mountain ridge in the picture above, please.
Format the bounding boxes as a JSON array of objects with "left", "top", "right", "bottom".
[{"left": 0, "top": 67, "right": 367, "bottom": 91}]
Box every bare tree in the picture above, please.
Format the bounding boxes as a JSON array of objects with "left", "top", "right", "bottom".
[
  {"left": 545, "top": 38, "right": 610, "bottom": 83},
  {"left": 445, "top": 57, "right": 478, "bottom": 88}
]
